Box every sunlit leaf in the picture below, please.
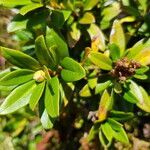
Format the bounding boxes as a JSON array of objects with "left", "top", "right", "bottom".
[
  {"left": 61, "top": 57, "right": 85, "bottom": 82},
  {"left": 100, "top": 2, "right": 121, "bottom": 29},
  {"left": 126, "top": 38, "right": 150, "bottom": 59},
  {"left": 40, "top": 109, "right": 53, "bottom": 129},
  {"left": 88, "top": 70, "right": 98, "bottom": 89},
  {"left": 79, "top": 84, "right": 91, "bottom": 97},
  {"left": 87, "top": 24, "right": 105, "bottom": 51},
  {"left": 0, "top": 47, "right": 40, "bottom": 70},
  {"left": 79, "top": 12, "right": 95, "bottom": 24},
  {"left": 45, "top": 77, "right": 60, "bottom": 118},
  {"left": 7, "top": 14, "right": 28, "bottom": 33},
  {"left": 108, "top": 118, "right": 129, "bottom": 144},
  {"left": 67, "top": 22, "right": 81, "bottom": 48},
  {"left": 46, "top": 28, "right": 69, "bottom": 63},
  {"left": 0, "top": 0, "right": 32, "bottom": 7},
  {"left": 134, "top": 48, "right": 150, "bottom": 65},
  {"left": 110, "top": 20, "right": 125, "bottom": 56},
  {"left": 95, "top": 81, "right": 111, "bottom": 94},
  {"left": 137, "top": 87, "right": 150, "bottom": 112},
  {"left": 84, "top": 0, "right": 99, "bottom": 11},
  {"left": 101, "top": 122, "right": 113, "bottom": 143},
  {"left": 35, "top": 35, "right": 56, "bottom": 70},
  {"left": 29, "top": 81, "right": 45, "bottom": 110},
  {"left": 0, "top": 80, "right": 36, "bottom": 115},
  {"left": 0, "top": 69, "right": 34, "bottom": 86},
  {"left": 88, "top": 52, "right": 112, "bottom": 70},
  {"left": 20, "top": 3, "right": 43, "bottom": 15},
  {"left": 97, "top": 90, "right": 113, "bottom": 122}
]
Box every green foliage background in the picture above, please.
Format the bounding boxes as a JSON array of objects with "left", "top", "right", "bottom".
[{"left": 0, "top": 0, "right": 150, "bottom": 149}]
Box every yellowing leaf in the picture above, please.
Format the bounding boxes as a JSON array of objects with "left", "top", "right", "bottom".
[
  {"left": 134, "top": 48, "right": 150, "bottom": 65},
  {"left": 110, "top": 20, "right": 125, "bottom": 56},
  {"left": 67, "top": 23, "right": 81, "bottom": 48},
  {"left": 87, "top": 24, "right": 105, "bottom": 51},
  {"left": 98, "top": 90, "right": 113, "bottom": 122},
  {"left": 126, "top": 38, "right": 150, "bottom": 59},
  {"left": 79, "top": 84, "right": 91, "bottom": 97},
  {"left": 79, "top": 12, "right": 95, "bottom": 24}
]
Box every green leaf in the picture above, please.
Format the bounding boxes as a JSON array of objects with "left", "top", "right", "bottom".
[
  {"left": 114, "top": 82, "right": 122, "bottom": 94},
  {"left": 100, "top": 2, "right": 121, "bottom": 29},
  {"left": 51, "top": 10, "right": 71, "bottom": 28},
  {"left": 101, "top": 122, "right": 113, "bottom": 143},
  {"left": 79, "top": 12, "right": 95, "bottom": 24},
  {"left": 133, "top": 74, "right": 148, "bottom": 80},
  {"left": 7, "top": 14, "right": 28, "bottom": 33},
  {"left": 79, "top": 84, "right": 91, "bottom": 97},
  {"left": 67, "top": 22, "right": 81, "bottom": 48},
  {"left": 46, "top": 28, "right": 69, "bottom": 63},
  {"left": 123, "top": 90, "right": 139, "bottom": 103},
  {"left": 0, "top": 68, "right": 10, "bottom": 79},
  {"left": 0, "top": 80, "right": 36, "bottom": 115},
  {"left": 29, "top": 81, "right": 45, "bottom": 110},
  {"left": 84, "top": 0, "right": 99, "bottom": 11},
  {"left": 97, "top": 90, "right": 113, "bottom": 122},
  {"left": 120, "top": 16, "right": 136, "bottom": 23},
  {"left": 109, "top": 110, "right": 134, "bottom": 121},
  {"left": 35, "top": 35, "right": 56, "bottom": 70},
  {"left": 27, "top": 8, "right": 49, "bottom": 36},
  {"left": 88, "top": 70, "right": 98, "bottom": 89},
  {"left": 40, "top": 109, "right": 53, "bottom": 129},
  {"left": 110, "top": 20, "right": 125, "bottom": 56},
  {"left": 60, "top": 57, "right": 85, "bottom": 82},
  {"left": 88, "top": 52, "right": 112, "bottom": 70},
  {"left": 122, "top": 6, "right": 141, "bottom": 17},
  {"left": 134, "top": 48, "right": 150, "bottom": 65},
  {"left": 0, "top": 47, "right": 40, "bottom": 70},
  {"left": 20, "top": 3, "right": 43, "bottom": 15},
  {"left": 44, "top": 77, "right": 60, "bottom": 118},
  {"left": 0, "top": 0, "right": 32, "bottom": 7},
  {"left": 126, "top": 38, "right": 150, "bottom": 59},
  {"left": 99, "top": 130, "right": 109, "bottom": 148},
  {"left": 109, "top": 44, "right": 121, "bottom": 61},
  {"left": 0, "top": 69, "right": 34, "bottom": 86},
  {"left": 95, "top": 80, "right": 111, "bottom": 94},
  {"left": 87, "top": 124, "right": 100, "bottom": 141},
  {"left": 123, "top": 81, "right": 144, "bottom": 104},
  {"left": 137, "top": 87, "right": 150, "bottom": 112},
  {"left": 39, "top": 94, "right": 53, "bottom": 129},
  {"left": 128, "top": 80, "right": 144, "bottom": 104},
  {"left": 138, "top": 0, "right": 148, "bottom": 13},
  {"left": 108, "top": 118, "right": 129, "bottom": 144},
  {"left": 87, "top": 24, "right": 105, "bottom": 51},
  {"left": 135, "top": 66, "right": 149, "bottom": 74}
]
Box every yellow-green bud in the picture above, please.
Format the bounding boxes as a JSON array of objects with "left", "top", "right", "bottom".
[{"left": 33, "top": 70, "right": 45, "bottom": 82}]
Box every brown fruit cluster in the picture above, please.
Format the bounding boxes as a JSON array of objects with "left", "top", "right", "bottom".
[{"left": 111, "top": 57, "right": 141, "bottom": 81}]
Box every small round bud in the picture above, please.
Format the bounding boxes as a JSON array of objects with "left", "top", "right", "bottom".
[{"left": 33, "top": 70, "right": 45, "bottom": 82}]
